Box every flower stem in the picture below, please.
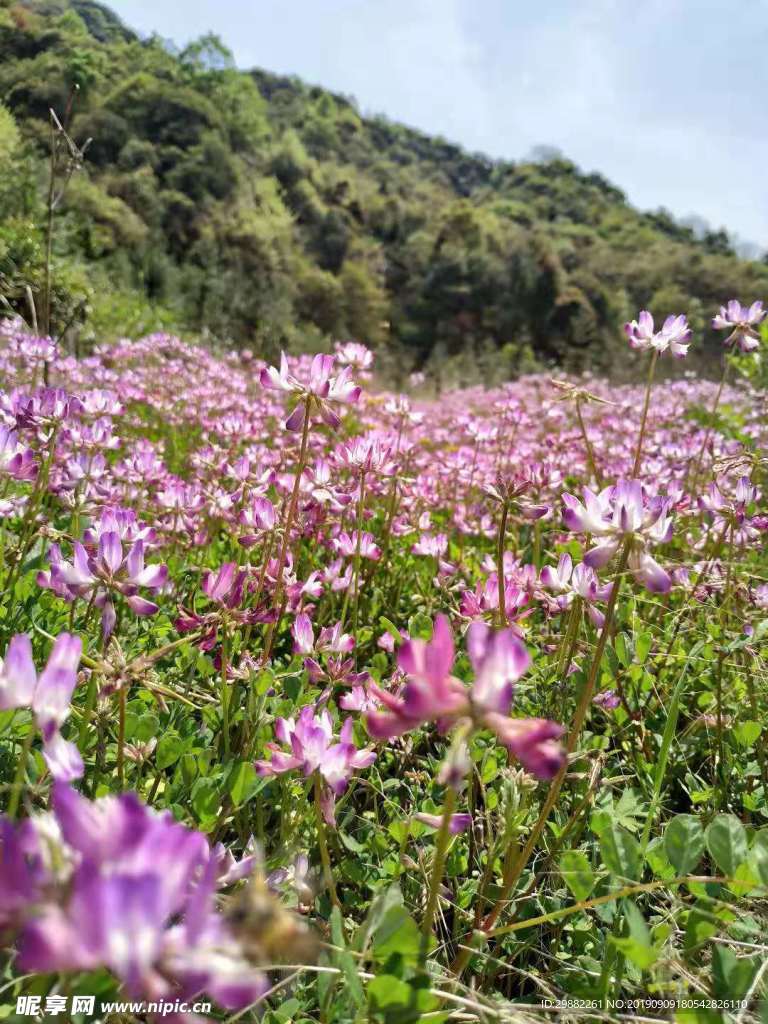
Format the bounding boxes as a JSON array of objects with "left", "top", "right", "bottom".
[
  {"left": 261, "top": 398, "right": 312, "bottom": 664},
  {"left": 420, "top": 787, "right": 457, "bottom": 962},
  {"left": 632, "top": 350, "right": 658, "bottom": 477},
  {"left": 496, "top": 502, "right": 510, "bottom": 627},
  {"left": 688, "top": 357, "right": 728, "bottom": 494},
  {"left": 7, "top": 724, "right": 36, "bottom": 819},
  {"left": 575, "top": 398, "right": 600, "bottom": 486},
  {"left": 220, "top": 621, "right": 231, "bottom": 757},
  {"left": 313, "top": 774, "right": 340, "bottom": 909},
  {"left": 452, "top": 540, "right": 630, "bottom": 977},
  {"left": 116, "top": 686, "right": 127, "bottom": 789},
  {"left": 341, "top": 471, "right": 366, "bottom": 633},
  {"left": 550, "top": 598, "right": 583, "bottom": 715}
]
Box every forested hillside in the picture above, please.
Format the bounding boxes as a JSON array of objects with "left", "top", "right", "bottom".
[{"left": 1, "top": 0, "right": 767, "bottom": 378}]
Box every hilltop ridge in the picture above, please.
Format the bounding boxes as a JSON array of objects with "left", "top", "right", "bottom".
[{"left": 1, "top": 0, "right": 766, "bottom": 378}]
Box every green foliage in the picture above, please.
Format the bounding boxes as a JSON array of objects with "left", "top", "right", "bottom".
[{"left": 2, "top": 0, "right": 767, "bottom": 371}]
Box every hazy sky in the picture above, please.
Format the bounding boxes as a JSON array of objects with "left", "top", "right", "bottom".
[{"left": 110, "top": 0, "right": 768, "bottom": 248}]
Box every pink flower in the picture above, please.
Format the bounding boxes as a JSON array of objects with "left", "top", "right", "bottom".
[
  {"left": 334, "top": 531, "right": 381, "bottom": 561},
  {"left": 484, "top": 717, "right": 565, "bottom": 780},
  {"left": 366, "top": 616, "right": 565, "bottom": 780},
  {"left": 40, "top": 532, "right": 167, "bottom": 637},
  {"left": 466, "top": 621, "right": 530, "bottom": 716},
  {"left": 0, "top": 425, "right": 36, "bottom": 481},
  {"left": 0, "top": 634, "right": 82, "bottom": 781},
  {"left": 415, "top": 812, "right": 473, "bottom": 834},
  {"left": 624, "top": 311, "right": 691, "bottom": 358},
  {"left": 712, "top": 299, "right": 764, "bottom": 353},
  {"left": 260, "top": 352, "right": 361, "bottom": 431},
  {"left": 562, "top": 480, "right": 673, "bottom": 593},
  {"left": 291, "top": 612, "right": 315, "bottom": 654},
  {"left": 366, "top": 616, "right": 466, "bottom": 739},
  {"left": 255, "top": 706, "right": 376, "bottom": 824},
  {"left": 540, "top": 553, "right": 612, "bottom": 627}
]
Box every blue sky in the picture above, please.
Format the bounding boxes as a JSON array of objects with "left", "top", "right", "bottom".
[{"left": 111, "top": 0, "right": 768, "bottom": 249}]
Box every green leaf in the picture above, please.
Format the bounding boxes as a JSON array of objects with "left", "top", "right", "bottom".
[
  {"left": 339, "top": 830, "right": 366, "bottom": 854},
  {"left": 612, "top": 898, "right": 659, "bottom": 970},
  {"left": 156, "top": 732, "right": 184, "bottom": 770},
  {"left": 750, "top": 830, "right": 768, "bottom": 886},
  {"left": 191, "top": 776, "right": 220, "bottom": 824},
  {"left": 407, "top": 613, "right": 433, "bottom": 641},
  {"left": 644, "top": 837, "right": 676, "bottom": 882},
  {"left": 706, "top": 815, "right": 748, "bottom": 877},
  {"left": 635, "top": 631, "right": 653, "bottom": 664},
  {"left": 379, "top": 617, "right": 403, "bottom": 645},
  {"left": 372, "top": 906, "right": 425, "bottom": 964},
  {"left": 712, "top": 945, "right": 758, "bottom": 1000},
  {"left": 330, "top": 906, "right": 364, "bottom": 1008},
  {"left": 559, "top": 851, "right": 595, "bottom": 901},
  {"left": 732, "top": 720, "right": 761, "bottom": 749},
  {"left": 367, "top": 974, "right": 412, "bottom": 1010},
  {"left": 615, "top": 632, "right": 631, "bottom": 668},
  {"left": 226, "top": 761, "right": 260, "bottom": 807},
  {"left": 354, "top": 884, "right": 404, "bottom": 954},
  {"left": 367, "top": 976, "right": 439, "bottom": 1022},
  {"left": 480, "top": 754, "right": 498, "bottom": 784},
  {"left": 133, "top": 712, "right": 160, "bottom": 743},
  {"left": 683, "top": 902, "right": 721, "bottom": 954},
  {"left": 613, "top": 789, "right": 646, "bottom": 832},
  {"left": 600, "top": 823, "right": 641, "bottom": 881},
  {"left": 664, "top": 815, "right": 705, "bottom": 875}
]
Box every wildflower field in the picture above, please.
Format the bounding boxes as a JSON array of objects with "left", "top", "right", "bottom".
[{"left": 1, "top": 306, "right": 767, "bottom": 1023}]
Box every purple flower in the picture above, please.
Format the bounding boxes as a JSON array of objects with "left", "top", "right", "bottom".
[
  {"left": 0, "top": 634, "right": 82, "bottom": 781},
  {"left": 255, "top": 706, "right": 376, "bottom": 824},
  {"left": 40, "top": 530, "right": 167, "bottom": 638},
  {"left": 7, "top": 784, "right": 268, "bottom": 1010},
  {"left": 624, "top": 311, "right": 691, "bottom": 358},
  {"left": 562, "top": 480, "right": 674, "bottom": 593},
  {"left": 466, "top": 621, "right": 530, "bottom": 717},
  {"left": 415, "top": 812, "right": 473, "bottom": 834},
  {"left": 202, "top": 562, "right": 246, "bottom": 608},
  {"left": 712, "top": 299, "right": 765, "bottom": 353},
  {"left": 540, "top": 553, "right": 612, "bottom": 627},
  {"left": 366, "top": 615, "right": 467, "bottom": 739},
  {"left": 484, "top": 717, "right": 566, "bottom": 780},
  {"left": 334, "top": 531, "right": 382, "bottom": 561},
  {"left": 593, "top": 690, "right": 621, "bottom": 710},
  {"left": 260, "top": 352, "right": 361, "bottom": 432},
  {"left": 292, "top": 612, "right": 315, "bottom": 654},
  {"left": 0, "top": 425, "right": 36, "bottom": 481},
  {"left": 366, "top": 616, "right": 565, "bottom": 780}
]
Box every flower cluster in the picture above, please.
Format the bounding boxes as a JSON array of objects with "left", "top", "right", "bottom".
[
  {"left": 562, "top": 480, "right": 674, "bottom": 592},
  {"left": 0, "top": 784, "right": 268, "bottom": 1012},
  {"left": 366, "top": 616, "right": 565, "bottom": 780}
]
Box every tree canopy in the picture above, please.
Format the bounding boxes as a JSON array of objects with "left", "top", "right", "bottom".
[{"left": 1, "top": 0, "right": 766, "bottom": 378}]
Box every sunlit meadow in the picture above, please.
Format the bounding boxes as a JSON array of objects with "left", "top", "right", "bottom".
[{"left": 1, "top": 303, "right": 767, "bottom": 1022}]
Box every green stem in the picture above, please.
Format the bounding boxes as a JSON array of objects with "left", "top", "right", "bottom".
[
  {"left": 496, "top": 502, "right": 510, "bottom": 627},
  {"left": 420, "top": 787, "right": 457, "bottom": 962},
  {"left": 314, "top": 774, "right": 340, "bottom": 909},
  {"left": 261, "top": 398, "right": 312, "bottom": 664},
  {"left": 688, "top": 357, "right": 728, "bottom": 494},
  {"left": 341, "top": 471, "right": 366, "bottom": 632},
  {"left": 575, "top": 398, "right": 600, "bottom": 486},
  {"left": 452, "top": 540, "right": 630, "bottom": 977},
  {"left": 220, "top": 620, "right": 231, "bottom": 757},
  {"left": 116, "top": 686, "right": 127, "bottom": 789},
  {"left": 7, "top": 724, "right": 36, "bottom": 818},
  {"left": 632, "top": 350, "right": 658, "bottom": 477}
]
